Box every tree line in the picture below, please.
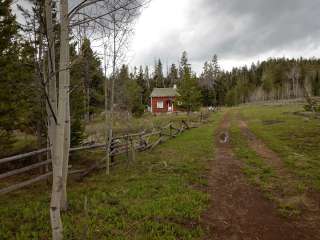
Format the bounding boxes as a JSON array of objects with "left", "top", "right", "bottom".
[
  {"left": 218, "top": 58, "right": 320, "bottom": 106},
  {"left": 112, "top": 54, "right": 320, "bottom": 112}
]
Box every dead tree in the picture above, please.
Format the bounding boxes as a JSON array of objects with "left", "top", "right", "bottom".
[{"left": 103, "top": 2, "right": 142, "bottom": 175}]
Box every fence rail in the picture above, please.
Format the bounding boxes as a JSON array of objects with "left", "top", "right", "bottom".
[{"left": 0, "top": 112, "right": 211, "bottom": 196}]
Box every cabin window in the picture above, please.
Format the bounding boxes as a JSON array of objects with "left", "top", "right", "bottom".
[{"left": 157, "top": 100, "right": 164, "bottom": 109}]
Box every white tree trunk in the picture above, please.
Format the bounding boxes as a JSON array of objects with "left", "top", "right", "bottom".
[
  {"left": 44, "top": 1, "right": 61, "bottom": 238},
  {"left": 104, "top": 71, "right": 110, "bottom": 174},
  {"left": 60, "top": 0, "right": 71, "bottom": 212},
  {"left": 61, "top": 95, "right": 70, "bottom": 211},
  {"left": 49, "top": 0, "right": 69, "bottom": 239},
  {"left": 45, "top": 0, "right": 57, "bottom": 153}
]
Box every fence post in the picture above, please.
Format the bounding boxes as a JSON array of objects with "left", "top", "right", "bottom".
[
  {"left": 106, "top": 145, "right": 110, "bottom": 175},
  {"left": 109, "top": 138, "right": 115, "bottom": 164},
  {"left": 130, "top": 137, "right": 135, "bottom": 162},
  {"left": 126, "top": 135, "right": 130, "bottom": 166}
]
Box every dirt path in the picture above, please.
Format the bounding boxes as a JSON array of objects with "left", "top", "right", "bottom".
[
  {"left": 238, "top": 119, "right": 290, "bottom": 175},
  {"left": 237, "top": 116, "right": 320, "bottom": 237},
  {"left": 202, "top": 112, "right": 315, "bottom": 240}
]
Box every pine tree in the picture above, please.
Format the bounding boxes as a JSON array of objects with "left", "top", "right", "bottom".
[
  {"left": 168, "top": 64, "right": 178, "bottom": 86},
  {"left": 0, "top": 0, "right": 28, "bottom": 155},
  {"left": 144, "top": 65, "right": 150, "bottom": 89},
  {"left": 199, "top": 55, "right": 221, "bottom": 106},
  {"left": 179, "top": 51, "right": 191, "bottom": 82},
  {"left": 136, "top": 66, "right": 149, "bottom": 106},
  {"left": 177, "top": 59, "right": 202, "bottom": 113},
  {"left": 74, "top": 38, "right": 105, "bottom": 121},
  {"left": 115, "top": 65, "right": 143, "bottom": 116},
  {"left": 212, "top": 54, "right": 220, "bottom": 79},
  {"left": 312, "top": 71, "right": 320, "bottom": 96},
  {"left": 69, "top": 40, "right": 104, "bottom": 144},
  {"left": 153, "top": 59, "right": 164, "bottom": 87}
]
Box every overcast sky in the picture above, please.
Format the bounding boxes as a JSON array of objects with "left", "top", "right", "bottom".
[
  {"left": 14, "top": 0, "right": 320, "bottom": 73},
  {"left": 128, "top": 0, "right": 320, "bottom": 72}
]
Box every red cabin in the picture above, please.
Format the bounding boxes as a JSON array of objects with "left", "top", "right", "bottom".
[{"left": 150, "top": 87, "right": 180, "bottom": 113}]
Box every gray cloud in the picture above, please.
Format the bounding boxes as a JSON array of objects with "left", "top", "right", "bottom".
[
  {"left": 132, "top": 0, "right": 320, "bottom": 70},
  {"left": 14, "top": 0, "right": 320, "bottom": 71}
]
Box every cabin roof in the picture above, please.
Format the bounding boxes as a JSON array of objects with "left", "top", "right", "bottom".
[{"left": 150, "top": 88, "right": 180, "bottom": 97}]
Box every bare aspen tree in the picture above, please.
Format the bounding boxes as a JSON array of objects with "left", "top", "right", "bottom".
[
  {"left": 44, "top": 1, "right": 147, "bottom": 238},
  {"left": 103, "top": 3, "right": 141, "bottom": 173},
  {"left": 48, "top": 0, "right": 69, "bottom": 237},
  {"left": 105, "top": 14, "right": 118, "bottom": 175}
]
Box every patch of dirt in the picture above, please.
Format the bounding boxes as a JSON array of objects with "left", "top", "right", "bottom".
[{"left": 201, "top": 112, "right": 317, "bottom": 240}]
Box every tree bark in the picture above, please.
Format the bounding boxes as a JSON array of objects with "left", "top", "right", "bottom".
[
  {"left": 44, "top": 1, "right": 61, "bottom": 237},
  {"left": 49, "top": 0, "right": 69, "bottom": 238},
  {"left": 61, "top": 94, "right": 70, "bottom": 211},
  {"left": 45, "top": 0, "right": 57, "bottom": 149},
  {"left": 58, "top": 0, "right": 71, "bottom": 215}
]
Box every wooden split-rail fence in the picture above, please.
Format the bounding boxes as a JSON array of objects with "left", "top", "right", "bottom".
[{"left": 0, "top": 113, "right": 210, "bottom": 196}]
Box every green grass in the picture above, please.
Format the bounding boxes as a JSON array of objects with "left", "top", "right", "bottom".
[
  {"left": 239, "top": 104, "right": 320, "bottom": 191},
  {"left": 229, "top": 116, "right": 276, "bottom": 197},
  {"left": 0, "top": 112, "right": 223, "bottom": 240},
  {"left": 229, "top": 117, "right": 304, "bottom": 217},
  {"left": 228, "top": 105, "right": 320, "bottom": 217}
]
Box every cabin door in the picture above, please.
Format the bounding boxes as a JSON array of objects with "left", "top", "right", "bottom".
[{"left": 167, "top": 100, "right": 173, "bottom": 112}]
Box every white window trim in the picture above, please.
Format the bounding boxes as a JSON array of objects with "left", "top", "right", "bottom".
[{"left": 157, "top": 100, "right": 164, "bottom": 109}]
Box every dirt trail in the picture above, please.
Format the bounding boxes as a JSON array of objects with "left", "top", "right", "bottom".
[
  {"left": 237, "top": 116, "right": 320, "bottom": 236},
  {"left": 238, "top": 119, "right": 288, "bottom": 174},
  {"left": 202, "top": 112, "right": 315, "bottom": 240}
]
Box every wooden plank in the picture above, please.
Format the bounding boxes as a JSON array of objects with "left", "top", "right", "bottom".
[
  {"left": 0, "top": 159, "right": 52, "bottom": 180},
  {"left": 0, "top": 172, "right": 53, "bottom": 195},
  {"left": 170, "top": 125, "right": 180, "bottom": 131},
  {"left": 150, "top": 137, "right": 164, "bottom": 150},
  {"left": 161, "top": 122, "right": 172, "bottom": 129},
  {"left": 0, "top": 148, "right": 49, "bottom": 165},
  {"left": 0, "top": 143, "right": 105, "bottom": 165},
  {"left": 141, "top": 131, "right": 161, "bottom": 138},
  {"left": 0, "top": 169, "right": 85, "bottom": 195},
  {"left": 110, "top": 142, "right": 130, "bottom": 149},
  {"left": 69, "top": 169, "right": 85, "bottom": 175},
  {"left": 0, "top": 128, "right": 168, "bottom": 165},
  {"left": 70, "top": 143, "right": 106, "bottom": 152},
  {"left": 113, "top": 131, "right": 145, "bottom": 140},
  {"left": 110, "top": 149, "right": 129, "bottom": 156}
]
